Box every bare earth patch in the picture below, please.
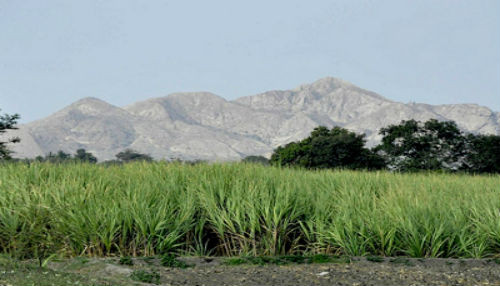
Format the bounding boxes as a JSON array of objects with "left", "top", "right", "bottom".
[
  {"left": 2, "top": 256, "right": 500, "bottom": 285},
  {"left": 149, "top": 257, "right": 500, "bottom": 286}
]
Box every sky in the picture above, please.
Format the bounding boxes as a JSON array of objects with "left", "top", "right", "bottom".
[{"left": 1, "top": 0, "right": 499, "bottom": 123}]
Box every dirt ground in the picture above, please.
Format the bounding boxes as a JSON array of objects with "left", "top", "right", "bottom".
[
  {"left": 159, "top": 257, "right": 500, "bottom": 286},
  {"left": 2, "top": 256, "right": 500, "bottom": 286}
]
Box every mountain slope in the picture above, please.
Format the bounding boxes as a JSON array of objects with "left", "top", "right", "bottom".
[{"left": 5, "top": 78, "right": 499, "bottom": 161}]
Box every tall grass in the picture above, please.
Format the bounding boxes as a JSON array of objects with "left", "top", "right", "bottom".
[{"left": 0, "top": 162, "right": 499, "bottom": 258}]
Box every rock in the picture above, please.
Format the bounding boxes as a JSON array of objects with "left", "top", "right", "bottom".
[{"left": 5, "top": 77, "right": 499, "bottom": 161}]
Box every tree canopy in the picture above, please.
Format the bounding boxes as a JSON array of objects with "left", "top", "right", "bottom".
[
  {"left": 463, "top": 134, "right": 500, "bottom": 173},
  {"left": 270, "top": 126, "right": 385, "bottom": 170},
  {"left": 28, "top": 149, "right": 98, "bottom": 164},
  {"left": 0, "top": 109, "right": 20, "bottom": 160},
  {"left": 269, "top": 119, "right": 500, "bottom": 173},
  {"left": 74, "top": 148, "right": 98, "bottom": 163},
  {"left": 115, "top": 149, "right": 153, "bottom": 162},
  {"left": 374, "top": 119, "right": 467, "bottom": 171},
  {"left": 242, "top": 155, "right": 270, "bottom": 165}
]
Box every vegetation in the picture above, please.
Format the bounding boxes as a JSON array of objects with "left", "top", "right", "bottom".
[
  {"left": 463, "top": 134, "right": 500, "bottom": 173},
  {"left": 35, "top": 150, "right": 72, "bottom": 163},
  {"left": 242, "top": 155, "right": 270, "bottom": 165},
  {"left": 2, "top": 109, "right": 498, "bottom": 173},
  {"left": 74, "top": 148, "right": 98, "bottom": 163},
  {"left": 366, "top": 256, "right": 384, "bottom": 263},
  {"left": 0, "top": 162, "right": 499, "bottom": 259},
  {"left": 271, "top": 119, "right": 500, "bottom": 173},
  {"left": 160, "top": 253, "right": 190, "bottom": 268},
  {"left": 130, "top": 269, "right": 160, "bottom": 284},
  {"left": 19, "top": 148, "right": 154, "bottom": 165},
  {"left": 115, "top": 149, "right": 153, "bottom": 162},
  {"left": 375, "top": 119, "right": 466, "bottom": 171},
  {"left": 270, "top": 126, "right": 384, "bottom": 170},
  {"left": 0, "top": 109, "right": 20, "bottom": 160},
  {"left": 0, "top": 255, "right": 115, "bottom": 285},
  {"left": 118, "top": 256, "right": 133, "bottom": 266},
  {"left": 27, "top": 149, "right": 98, "bottom": 164}
]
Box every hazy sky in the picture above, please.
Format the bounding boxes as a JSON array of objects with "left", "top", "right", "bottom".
[{"left": 1, "top": 0, "right": 499, "bottom": 123}]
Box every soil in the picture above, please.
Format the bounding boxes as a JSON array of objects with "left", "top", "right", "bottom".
[
  {"left": 149, "top": 257, "right": 500, "bottom": 286},
  {"left": 2, "top": 256, "right": 500, "bottom": 286}
]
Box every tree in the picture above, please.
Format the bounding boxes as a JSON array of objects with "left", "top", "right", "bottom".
[
  {"left": 270, "top": 126, "right": 385, "bottom": 170},
  {"left": 115, "top": 149, "right": 153, "bottom": 162},
  {"left": 463, "top": 134, "right": 500, "bottom": 173},
  {"left": 74, "top": 148, "right": 98, "bottom": 163},
  {"left": 374, "top": 119, "right": 466, "bottom": 171},
  {"left": 242, "top": 155, "right": 270, "bottom": 165},
  {"left": 43, "top": 150, "right": 72, "bottom": 163},
  {"left": 0, "top": 109, "right": 21, "bottom": 160}
]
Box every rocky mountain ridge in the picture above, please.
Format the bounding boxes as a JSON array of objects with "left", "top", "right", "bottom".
[{"left": 4, "top": 77, "right": 499, "bottom": 161}]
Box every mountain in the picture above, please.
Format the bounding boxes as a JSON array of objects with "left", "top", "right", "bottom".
[{"left": 4, "top": 77, "right": 499, "bottom": 161}]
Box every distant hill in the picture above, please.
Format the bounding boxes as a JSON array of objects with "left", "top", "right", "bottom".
[{"left": 4, "top": 77, "right": 499, "bottom": 161}]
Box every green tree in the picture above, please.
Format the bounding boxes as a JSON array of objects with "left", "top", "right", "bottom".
[
  {"left": 74, "top": 148, "right": 98, "bottom": 163},
  {"left": 270, "top": 126, "right": 385, "bottom": 170},
  {"left": 463, "top": 134, "right": 500, "bottom": 173},
  {"left": 0, "top": 109, "right": 21, "bottom": 160},
  {"left": 242, "top": 155, "right": 270, "bottom": 165},
  {"left": 375, "top": 119, "right": 466, "bottom": 171},
  {"left": 115, "top": 149, "right": 153, "bottom": 162},
  {"left": 43, "top": 150, "right": 72, "bottom": 163}
]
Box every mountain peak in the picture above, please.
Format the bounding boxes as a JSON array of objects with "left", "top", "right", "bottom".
[
  {"left": 167, "top": 92, "right": 226, "bottom": 101},
  {"left": 64, "top": 97, "right": 120, "bottom": 116},
  {"left": 11, "top": 77, "right": 499, "bottom": 161},
  {"left": 72, "top": 97, "right": 109, "bottom": 105},
  {"left": 295, "top": 77, "right": 354, "bottom": 92},
  {"left": 314, "top": 76, "right": 353, "bottom": 86}
]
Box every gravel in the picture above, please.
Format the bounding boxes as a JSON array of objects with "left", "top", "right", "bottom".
[{"left": 139, "top": 257, "right": 500, "bottom": 286}]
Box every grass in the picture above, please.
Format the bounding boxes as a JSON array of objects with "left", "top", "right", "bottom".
[
  {"left": 490, "top": 258, "right": 500, "bottom": 264},
  {"left": 0, "top": 255, "right": 115, "bottom": 285},
  {"left": 160, "top": 253, "right": 191, "bottom": 268},
  {"left": 224, "top": 257, "right": 247, "bottom": 265},
  {"left": 130, "top": 269, "right": 160, "bottom": 284},
  {"left": 0, "top": 162, "right": 499, "bottom": 259},
  {"left": 366, "top": 256, "right": 384, "bottom": 262},
  {"left": 118, "top": 256, "right": 133, "bottom": 266}
]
